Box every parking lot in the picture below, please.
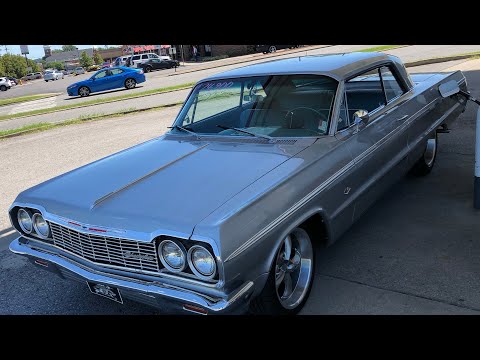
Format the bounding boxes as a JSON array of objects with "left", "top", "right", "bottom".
[{"left": 1, "top": 57, "right": 479, "bottom": 314}]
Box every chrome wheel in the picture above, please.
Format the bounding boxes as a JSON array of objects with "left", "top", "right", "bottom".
[
  {"left": 268, "top": 45, "right": 277, "bottom": 53},
  {"left": 274, "top": 228, "right": 313, "bottom": 309},
  {"left": 78, "top": 86, "right": 90, "bottom": 97},
  {"left": 424, "top": 135, "right": 437, "bottom": 167},
  {"left": 125, "top": 78, "right": 136, "bottom": 89}
]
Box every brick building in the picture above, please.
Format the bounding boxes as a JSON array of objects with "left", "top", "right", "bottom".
[{"left": 173, "top": 45, "right": 253, "bottom": 60}]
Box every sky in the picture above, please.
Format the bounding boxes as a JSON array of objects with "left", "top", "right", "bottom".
[{"left": 1, "top": 45, "right": 118, "bottom": 59}]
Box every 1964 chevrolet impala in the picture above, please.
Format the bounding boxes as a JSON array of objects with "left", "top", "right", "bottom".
[{"left": 8, "top": 52, "right": 468, "bottom": 314}]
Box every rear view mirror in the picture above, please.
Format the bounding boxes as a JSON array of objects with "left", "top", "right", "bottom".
[
  {"left": 352, "top": 109, "right": 369, "bottom": 124},
  {"left": 439, "top": 80, "right": 460, "bottom": 98}
]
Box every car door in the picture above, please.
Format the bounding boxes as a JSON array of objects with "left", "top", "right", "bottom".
[
  {"left": 109, "top": 68, "right": 125, "bottom": 88},
  {"left": 336, "top": 65, "right": 410, "bottom": 221},
  {"left": 90, "top": 70, "right": 111, "bottom": 92}
]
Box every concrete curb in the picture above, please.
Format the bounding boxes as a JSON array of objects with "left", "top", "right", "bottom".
[{"left": 404, "top": 54, "right": 479, "bottom": 68}]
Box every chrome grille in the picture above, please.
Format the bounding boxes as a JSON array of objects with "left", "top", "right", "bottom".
[{"left": 49, "top": 222, "right": 160, "bottom": 273}]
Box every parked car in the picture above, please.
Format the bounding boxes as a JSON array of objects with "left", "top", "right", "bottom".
[
  {"left": 100, "top": 62, "right": 112, "bottom": 69},
  {"left": 7, "top": 76, "right": 18, "bottom": 85},
  {"left": 0, "top": 77, "right": 12, "bottom": 91},
  {"left": 66, "top": 66, "right": 145, "bottom": 97},
  {"left": 114, "top": 56, "right": 130, "bottom": 67},
  {"left": 138, "top": 58, "right": 179, "bottom": 72},
  {"left": 74, "top": 67, "right": 85, "bottom": 75},
  {"left": 23, "top": 73, "right": 36, "bottom": 81},
  {"left": 130, "top": 53, "right": 171, "bottom": 67},
  {"left": 33, "top": 72, "right": 42, "bottom": 79},
  {"left": 87, "top": 65, "right": 100, "bottom": 72},
  {"left": 255, "top": 45, "right": 300, "bottom": 54},
  {"left": 7, "top": 53, "right": 468, "bottom": 315},
  {"left": 43, "top": 69, "right": 64, "bottom": 82}
]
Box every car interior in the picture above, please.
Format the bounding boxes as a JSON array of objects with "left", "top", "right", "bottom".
[{"left": 177, "top": 75, "right": 338, "bottom": 137}]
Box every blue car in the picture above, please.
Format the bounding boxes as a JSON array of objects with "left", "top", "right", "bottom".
[{"left": 67, "top": 66, "right": 146, "bottom": 97}]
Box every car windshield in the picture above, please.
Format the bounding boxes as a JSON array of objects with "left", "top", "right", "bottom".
[{"left": 173, "top": 75, "right": 338, "bottom": 138}]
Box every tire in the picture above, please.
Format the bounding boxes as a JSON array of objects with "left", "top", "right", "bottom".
[
  {"left": 249, "top": 227, "right": 314, "bottom": 315},
  {"left": 144, "top": 66, "right": 152, "bottom": 73},
  {"left": 125, "top": 78, "right": 136, "bottom": 89},
  {"left": 411, "top": 131, "right": 438, "bottom": 176},
  {"left": 45, "top": 80, "right": 48, "bottom": 82},
  {"left": 0, "top": 85, "right": 7, "bottom": 91},
  {"left": 268, "top": 45, "right": 277, "bottom": 53},
  {"left": 78, "top": 86, "right": 90, "bottom": 97}
]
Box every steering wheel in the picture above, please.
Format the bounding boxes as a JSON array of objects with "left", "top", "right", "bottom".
[{"left": 284, "top": 107, "right": 328, "bottom": 133}]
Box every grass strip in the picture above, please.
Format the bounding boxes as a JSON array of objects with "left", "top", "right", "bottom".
[{"left": 358, "top": 45, "right": 407, "bottom": 52}]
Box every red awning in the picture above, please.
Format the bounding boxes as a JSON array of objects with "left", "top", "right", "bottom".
[
  {"left": 144, "top": 45, "right": 155, "bottom": 51},
  {"left": 161, "top": 45, "right": 171, "bottom": 49},
  {"left": 133, "top": 46, "right": 144, "bottom": 53}
]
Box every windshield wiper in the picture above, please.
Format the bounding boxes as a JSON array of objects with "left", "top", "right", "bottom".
[
  {"left": 216, "top": 125, "right": 275, "bottom": 142},
  {"left": 169, "top": 125, "right": 200, "bottom": 139}
]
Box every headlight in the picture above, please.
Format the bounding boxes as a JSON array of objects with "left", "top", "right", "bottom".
[
  {"left": 17, "top": 208, "right": 33, "bottom": 234},
  {"left": 158, "top": 240, "right": 186, "bottom": 272},
  {"left": 32, "top": 213, "right": 50, "bottom": 239},
  {"left": 188, "top": 245, "right": 216, "bottom": 279}
]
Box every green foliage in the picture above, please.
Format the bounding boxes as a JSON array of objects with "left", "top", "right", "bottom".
[
  {"left": 62, "top": 45, "right": 77, "bottom": 52},
  {"left": 79, "top": 51, "right": 93, "bottom": 68},
  {"left": 45, "top": 61, "right": 64, "bottom": 71},
  {"left": 93, "top": 52, "right": 103, "bottom": 65},
  {"left": 0, "top": 53, "right": 38, "bottom": 78}
]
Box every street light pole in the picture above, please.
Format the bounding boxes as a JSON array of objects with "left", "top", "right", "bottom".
[{"left": 180, "top": 45, "right": 185, "bottom": 66}]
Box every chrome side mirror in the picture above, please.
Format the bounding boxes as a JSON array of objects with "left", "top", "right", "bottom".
[
  {"left": 352, "top": 109, "right": 369, "bottom": 133},
  {"left": 439, "top": 80, "right": 460, "bottom": 98}
]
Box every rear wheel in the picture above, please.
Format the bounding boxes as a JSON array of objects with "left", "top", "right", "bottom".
[
  {"left": 268, "top": 45, "right": 277, "bottom": 53},
  {"left": 0, "top": 85, "right": 7, "bottom": 91},
  {"left": 125, "top": 78, "right": 136, "bottom": 89},
  {"left": 411, "top": 131, "right": 438, "bottom": 176},
  {"left": 144, "top": 66, "right": 152, "bottom": 73},
  {"left": 249, "top": 227, "right": 314, "bottom": 315},
  {"left": 78, "top": 86, "right": 90, "bottom": 97}
]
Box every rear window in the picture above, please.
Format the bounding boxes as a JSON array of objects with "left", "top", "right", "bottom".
[
  {"left": 141, "top": 54, "right": 148, "bottom": 59},
  {"left": 132, "top": 55, "right": 140, "bottom": 60}
]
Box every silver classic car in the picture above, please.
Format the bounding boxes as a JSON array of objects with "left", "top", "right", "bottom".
[{"left": 9, "top": 52, "right": 468, "bottom": 314}]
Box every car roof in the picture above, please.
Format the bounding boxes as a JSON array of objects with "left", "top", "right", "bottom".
[{"left": 202, "top": 52, "right": 403, "bottom": 82}]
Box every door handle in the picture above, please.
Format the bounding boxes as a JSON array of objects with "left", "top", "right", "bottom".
[{"left": 396, "top": 115, "right": 409, "bottom": 122}]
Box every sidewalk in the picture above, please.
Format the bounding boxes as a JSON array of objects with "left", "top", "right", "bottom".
[{"left": 2, "top": 52, "right": 480, "bottom": 134}]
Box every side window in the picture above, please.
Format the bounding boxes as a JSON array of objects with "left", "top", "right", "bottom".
[
  {"left": 345, "top": 68, "right": 386, "bottom": 122},
  {"left": 132, "top": 55, "right": 140, "bottom": 61},
  {"left": 141, "top": 54, "right": 148, "bottom": 60},
  {"left": 242, "top": 80, "right": 267, "bottom": 105},
  {"left": 94, "top": 70, "right": 107, "bottom": 79},
  {"left": 380, "top": 67, "right": 404, "bottom": 102},
  {"left": 110, "top": 68, "right": 124, "bottom": 75}
]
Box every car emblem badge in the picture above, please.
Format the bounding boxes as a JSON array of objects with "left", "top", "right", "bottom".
[{"left": 344, "top": 187, "right": 351, "bottom": 195}]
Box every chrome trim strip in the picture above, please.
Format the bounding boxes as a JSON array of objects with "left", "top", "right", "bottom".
[
  {"left": 92, "top": 143, "right": 209, "bottom": 209},
  {"left": 10, "top": 238, "right": 252, "bottom": 312},
  {"left": 225, "top": 160, "right": 355, "bottom": 262}
]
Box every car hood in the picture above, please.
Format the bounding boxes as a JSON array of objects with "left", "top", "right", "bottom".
[{"left": 16, "top": 136, "right": 311, "bottom": 239}]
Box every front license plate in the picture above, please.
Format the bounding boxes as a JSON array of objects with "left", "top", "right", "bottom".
[{"left": 87, "top": 282, "right": 123, "bottom": 304}]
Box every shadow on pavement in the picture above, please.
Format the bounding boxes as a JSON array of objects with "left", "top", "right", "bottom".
[{"left": 62, "top": 86, "right": 145, "bottom": 101}]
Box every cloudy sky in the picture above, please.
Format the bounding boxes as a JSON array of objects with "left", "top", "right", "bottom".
[{"left": 2, "top": 45, "right": 118, "bottom": 59}]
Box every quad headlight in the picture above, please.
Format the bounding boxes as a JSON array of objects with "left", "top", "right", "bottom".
[
  {"left": 17, "top": 208, "right": 33, "bottom": 234},
  {"left": 158, "top": 240, "right": 187, "bottom": 272},
  {"left": 188, "top": 245, "right": 216, "bottom": 280},
  {"left": 32, "top": 213, "right": 50, "bottom": 239}
]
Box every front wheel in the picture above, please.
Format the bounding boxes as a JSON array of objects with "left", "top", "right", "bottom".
[
  {"left": 144, "top": 66, "right": 152, "bottom": 73},
  {"left": 0, "top": 85, "right": 6, "bottom": 91},
  {"left": 249, "top": 227, "right": 314, "bottom": 315},
  {"left": 125, "top": 78, "right": 136, "bottom": 89},
  {"left": 411, "top": 131, "right": 438, "bottom": 176}
]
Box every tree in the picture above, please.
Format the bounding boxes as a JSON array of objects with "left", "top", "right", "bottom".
[
  {"left": 0, "top": 60, "right": 5, "bottom": 76},
  {"left": 62, "top": 45, "right": 77, "bottom": 52},
  {"left": 0, "top": 53, "right": 28, "bottom": 78},
  {"left": 79, "top": 51, "right": 93, "bottom": 68},
  {"left": 45, "top": 61, "right": 64, "bottom": 71},
  {"left": 93, "top": 52, "right": 103, "bottom": 65}
]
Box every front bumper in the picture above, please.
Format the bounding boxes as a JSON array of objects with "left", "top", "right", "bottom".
[{"left": 10, "top": 237, "right": 253, "bottom": 314}]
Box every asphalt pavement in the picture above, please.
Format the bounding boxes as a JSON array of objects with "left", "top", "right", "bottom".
[{"left": 1, "top": 60, "right": 480, "bottom": 314}]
